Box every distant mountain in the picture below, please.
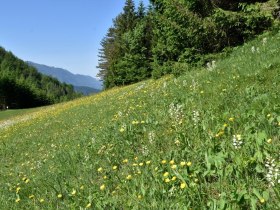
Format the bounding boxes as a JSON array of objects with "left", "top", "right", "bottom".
[
  {"left": 74, "top": 86, "right": 100, "bottom": 95},
  {"left": 0, "top": 47, "right": 80, "bottom": 109},
  {"left": 27, "top": 61, "right": 103, "bottom": 95}
]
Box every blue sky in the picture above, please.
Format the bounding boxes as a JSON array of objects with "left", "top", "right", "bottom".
[{"left": 0, "top": 0, "right": 149, "bottom": 78}]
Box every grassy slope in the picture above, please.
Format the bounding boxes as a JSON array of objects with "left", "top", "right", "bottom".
[
  {"left": 0, "top": 108, "right": 42, "bottom": 121},
  {"left": 0, "top": 30, "right": 280, "bottom": 209}
]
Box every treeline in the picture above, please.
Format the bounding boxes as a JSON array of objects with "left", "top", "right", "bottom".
[
  {"left": 0, "top": 47, "right": 80, "bottom": 109},
  {"left": 97, "top": 0, "right": 278, "bottom": 88}
]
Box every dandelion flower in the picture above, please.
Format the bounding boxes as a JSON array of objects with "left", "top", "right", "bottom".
[
  {"left": 161, "top": 160, "right": 167, "bottom": 164},
  {"left": 57, "top": 194, "right": 62, "bottom": 198},
  {"left": 175, "top": 139, "right": 180, "bottom": 145},
  {"left": 122, "top": 159, "right": 128, "bottom": 163},
  {"left": 103, "top": 176, "right": 107, "bottom": 179},
  {"left": 146, "top": 160, "right": 151, "bottom": 165},
  {"left": 171, "top": 176, "right": 177, "bottom": 181},
  {"left": 139, "top": 162, "right": 144, "bottom": 166},
  {"left": 15, "top": 198, "right": 20, "bottom": 203},
  {"left": 119, "top": 127, "right": 125, "bottom": 132},
  {"left": 100, "top": 184, "right": 106, "bottom": 191},
  {"left": 29, "top": 195, "right": 35, "bottom": 199},
  {"left": 180, "top": 161, "right": 186, "bottom": 166},
  {"left": 267, "top": 139, "right": 272, "bottom": 144},
  {"left": 163, "top": 172, "right": 169, "bottom": 177},
  {"left": 187, "top": 162, "right": 192, "bottom": 166},
  {"left": 260, "top": 198, "right": 265, "bottom": 203},
  {"left": 180, "top": 182, "right": 187, "bottom": 189},
  {"left": 113, "top": 166, "right": 118, "bottom": 170},
  {"left": 71, "top": 189, "right": 77, "bottom": 196},
  {"left": 86, "top": 203, "right": 92, "bottom": 208},
  {"left": 171, "top": 165, "right": 177, "bottom": 169},
  {"left": 16, "top": 187, "right": 21, "bottom": 193},
  {"left": 97, "top": 167, "right": 103, "bottom": 172},
  {"left": 39, "top": 198, "right": 44, "bottom": 203},
  {"left": 126, "top": 175, "right": 132, "bottom": 180},
  {"left": 169, "top": 160, "right": 175, "bottom": 165},
  {"left": 165, "top": 178, "right": 170, "bottom": 183},
  {"left": 229, "top": 117, "right": 234, "bottom": 122}
]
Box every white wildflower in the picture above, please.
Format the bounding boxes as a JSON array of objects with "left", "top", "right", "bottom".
[
  {"left": 262, "top": 37, "right": 267, "bottom": 46},
  {"left": 207, "top": 60, "right": 216, "bottom": 71},
  {"left": 148, "top": 131, "right": 155, "bottom": 144},
  {"left": 169, "top": 103, "right": 184, "bottom": 125},
  {"left": 264, "top": 157, "right": 280, "bottom": 187},
  {"left": 192, "top": 110, "right": 200, "bottom": 126},
  {"left": 233, "top": 135, "right": 243, "bottom": 149}
]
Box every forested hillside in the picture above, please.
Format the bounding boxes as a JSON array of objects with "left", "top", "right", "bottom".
[
  {"left": 98, "top": 0, "right": 279, "bottom": 88},
  {"left": 0, "top": 47, "right": 80, "bottom": 109}
]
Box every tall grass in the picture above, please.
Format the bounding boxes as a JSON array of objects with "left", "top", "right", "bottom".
[{"left": 0, "top": 30, "right": 279, "bottom": 209}]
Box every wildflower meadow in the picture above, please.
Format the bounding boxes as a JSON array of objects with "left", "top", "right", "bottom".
[{"left": 0, "top": 30, "right": 280, "bottom": 209}]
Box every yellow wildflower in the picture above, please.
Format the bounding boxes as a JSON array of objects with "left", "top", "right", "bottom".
[
  {"left": 260, "top": 198, "right": 265, "bottom": 203},
  {"left": 16, "top": 187, "right": 21, "bottom": 193},
  {"left": 175, "top": 139, "right": 180, "bottom": 145},
  {"left": 139, "top": 162, "right": 144, "bottom": 166},
  {"left": 57, "top": 194, "right": 62, "bottom": 198},
  {"left": 180, "top": 182, "right": 187, "bottom": 189},
  {"left": 138, "top": 195, "right": 142, "bottom": 199},
  {"left": 187, "top": 162, "right": 192, "bottom": 166},
  {"left": 229, "top": 117, "right": 234, "bottom": 122},
  {"left": 126, "top": 175, "right": 132, "bottom": 180},
  {"left": 146, "top": 160, "right": 151, "bottom": 165},
  {"left": 119, "top": 127, "right": 125, "bottom": 132},
  {"left": 161, "top": 160, "right": 167, "bottom": 164},
  {"left": 267, "top": 138, "right": 272, "bottom": 144},
  {"left": 100, "top": 184, "right": 106, "bottom": 191},
  {"left": 169, "top": 160, "right": 175, "bottom": 165},
  {"left": 171, "top": 176, "right": 177, "bottom": 181},
  {"left": 80, "top": 185, "right": 84, "bottom": 190},
  {"left": 180, "top": 161, "right": 186, "bottom": 166},
  {"left": 15, "top": 198, "right": 20, "bottom": 203},
  {"left": 171, "top": 165, "right": 177, "bottom": 169},
  {"left": 165, "top": 178, "right": 170, "bottom": 183},
  {"left": 39, "top": 198, "right": 44, "bottom": 203},
  {"left": 163, "top": 172, "right": 169, "bottom": 177},
  {"left": 122, "top": 159, "right": 128, "bottom": 163},
  {"left": 29, "top": 195, "right": 35, "bottom": 199},
  {"left": 97, "top": 167, "right": 103, "bottom": 172},
  {"left": 113, "top": 166, "right": 118, "bottom": 170},
  {"left": 86, "top": 203, "right": 92, "bottom": 208},
  {"left": 71, "top": 189, "right": 76, "bottom": 196}
]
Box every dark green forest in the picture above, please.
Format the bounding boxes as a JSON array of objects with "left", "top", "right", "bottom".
[
  {"left": 0, "top": 47, "right": 80, "bottom": 109},
  {"left": 97, "top": 0, "right": 279, "bottom": 88}
]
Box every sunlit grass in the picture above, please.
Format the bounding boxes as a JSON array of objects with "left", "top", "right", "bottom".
[{"left": 0, "top": 30, "right": 279, "bottom": 209}]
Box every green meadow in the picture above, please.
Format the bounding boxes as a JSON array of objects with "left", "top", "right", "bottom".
[{"left": 0, "top": 30, "right": 280, "bottom": 209}]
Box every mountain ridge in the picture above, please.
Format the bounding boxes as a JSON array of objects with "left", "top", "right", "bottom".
[{"left": 27, "top": 61, "right": 103, "bottom": 93}]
